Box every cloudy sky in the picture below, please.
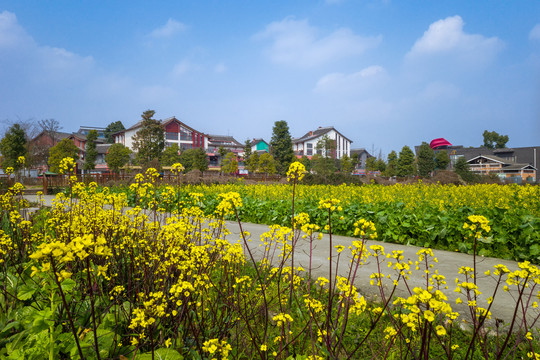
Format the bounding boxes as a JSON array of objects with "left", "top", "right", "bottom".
[{"left": 0, "top": 1, "right": 539, "bottom": 156}]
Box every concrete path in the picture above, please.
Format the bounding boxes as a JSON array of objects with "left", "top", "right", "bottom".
[{"left": 23, "top": 194, "right": 538, "bottom": 328}]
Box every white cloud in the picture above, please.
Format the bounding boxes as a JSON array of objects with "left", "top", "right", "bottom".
[
  {"left": 0, "top": 11, "right": 32, "bottom": 48},
  {"left": 407, "top": 16, "right": 503, "bottom": 64},
  {"left": 214, "top": 63, "right": 227, "bottom": 73},
  {"left": 148, "top": 18, "right": 186, "bottom": 39},
  {"left": 418, "top": 82, "right": 461, "bottom": 100},
  {"left": 530, "top": 24, "right": 540, "bottom": 41},
  {"left": 254, "top": 17, "right": 381, "bottom": 67},
  {"left": 0, "top": 10, "right": 94, "bottom": 83},
  {"left": 171, "top": 59, "right": 203, "bottom": 77},
  {"left": 314, "top": 65, "right": 386, "bottom": 93}
]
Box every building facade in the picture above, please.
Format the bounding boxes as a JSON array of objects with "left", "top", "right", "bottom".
[
  {"left": 292, "top": 126, "right": 352, "bottom": 159},
  {"left": 114, "top": 117, "right": 208, "bottom": 152}
]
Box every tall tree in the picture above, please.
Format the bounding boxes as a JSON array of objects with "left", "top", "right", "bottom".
[
  {"left": 269, "top": 120, "right": 294, "bottom": 174},
  {"left": 179, "top": 148, "right": 209, "bottom": 173},
  {"left": 106, "top": 143, "right": 132, "bottom": 173},
  {"left": 39, "top": 119, "right": 63, "bottom": 145},
  {"left": 454, "top": 157, "right": 471, "bottom": 178},
  {"left": 417, "top": 142, "right": 435, "bottom": 177},
  {"left": 221, "top": 152, "right": 238, "bottom": 174},
  {"left": 340, "top": 153, "right": 353, "bottom": 174},
  {"left": 83, "top": 130, "right": 98, "bottom": 171},
  {"left": 104, "top": 121, "right": 125, "bottom": 144},
  {"left": 258, "top": 152, "right": 276, "bottom": 177},
  {"left": 161, "top": 144, "right": 182, "bottom": 166},
  {"left": 247, "top": 152, "right": 259, "bottom": 173},
  {"left": 243, "top": 139, "right": 252, "bottom": 161},
  {"left": 218, "top": 146, "right": 229, "bottom": 166},
  {"left": 0, "top": 123, "right": 27, "bottom": 172},
  {"left": 313, "top": 135, "right": 337, "bottom": 175},
  {"left": 315, "top": 135, "right": 336, "bottom": 158},
  {"left": 482, "top": 130, "right": 509, "bottom": 149},
  {"left": 435, "top": 151, "right": 451, "bottom": 170},
  {"left": 385, "top": 151, "right": 398, "bottom": 177},
  {"left": 48, "top": 139, "right": 79, "bottom": 172},
  {"left": 132, "top": 110, "right": 165, "bottom": 166},
  {"left": 351, "top": 152, "right": 360, "bottom": 170},
  {"left": 192, "top": 147, "right": 209, "bottom": 172},
  {"left": 365, "top": 156, "right": 378, "bottom": 172},
  {"left": 397, "top": 145, "right": 416, "bottom": 177},
  {"left": 299, "top": 155, "right": 311, "bottom": 172},
  {"left": 376, "top": 158, "right": 386, "bottom": 173}
]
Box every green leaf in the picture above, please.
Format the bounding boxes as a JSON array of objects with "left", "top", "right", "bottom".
[
  {"left": 61, "top": 278, "right": 76, "bottom": 292},
  {"left": 477, "top": 236, "right": 493, "bottom": 244},
  {"left": 530, "top": 244, "right": 540, "bottom": 256},
  {"left": 16, "top": 285, "right": 36, "bottom": 301},
  {"left": 0, "top": 321, "right": 20, "bottom": 335},
  {"left": 135, "top": 348, "right": 184, "bottom": 360}
]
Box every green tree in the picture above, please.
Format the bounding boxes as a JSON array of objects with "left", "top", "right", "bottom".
[
  {"left": 258, "top": 152, "right": 276, "bottom": 177},
  {"left": 365, "top": 157, "right": 378, "bottom": 172},
  {"left": 315, "top": 135, "right": 336, "bottom": 158},
  {"left": 299, "top": 155, "right": 311, "bottom": 172},
  {"left": 247, "top": 152, "right": 259, "bottom": 173},
  {"left": 48, "top": 138, "right": 79, "bottom": 172},
  {"left": 311, "top": 154, "right": 335, "bottom": 177},
  {"left": 385, "top": 151, "right": 398, "bottom": 177},
  {"left": 435, "top": 151, "right": 451, "bottom": 170},
  {"left": 453, "top": 156, "right": 479, "bottom": 182},
  {"left": 397, "top": 146, "right": 416, "bottom": 177},
  {"left": 105, "top": 143, "right": 132, "bottom": 173},
  {"left": 483, "top": 130, "right": 509, "bottom": 149},
  {"left": 417, "top": 142, "right": 435, "bottom": 177},
  {"left": 376, "top": 158, "right": 386, "bottom": 173},
  {"left": 340, "top": 154, "right": 353, "bottom": 174},
  {"left": 312, "top": 135, "right": 337, "bottom": 176},
  {"left": 243, "top": 139, "right": 252, "bottom": 161},
  {"left": 269, "top": 120, "right": 294, "bottom": 174},
  {"left": 351, "top": 153, "right": 360, "bottom": 170},
  {"left": 104, "top": 121, "right": 125, "bottom": 144},
  {"left": 218, "top": 146, "right": 229, "bottom": 166},
  {"left": 132, "top": 110, "right": 165, "bottom": 166},
  {"left": 161, "top": 144, "right": 181, "bottom": 166},
  {"left": 0, "top": 123, "right": 27, "bottom": 172},
  {"left": 178, "top": 148, "right": 209, "bottom": 173},
  {"left": 192, "top": 147, "right": 209, "bottom": 172},
  {"left": 221, "top": 152, "right": 238, "bottom": 174},
  {"left": 83, "top": 130, "right": 98, "bottom": 171}
]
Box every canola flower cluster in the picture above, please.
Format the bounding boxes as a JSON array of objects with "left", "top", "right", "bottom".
[
  {"left": 1, "top": 161, "right": 539, "bottom": 359},
  {"left": 286, "top": 161, "right": 306, "bottom": 182},
  {"left": 58, "top": 157, "right": 76, "bottom": 174}
]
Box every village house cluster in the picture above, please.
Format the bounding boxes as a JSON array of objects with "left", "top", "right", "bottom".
[
  {"left": 28, "top": 116, "right": 360, "bottom": 175},
  {"left": 26, "top": 115, "right": 538, "bottom": 183}
]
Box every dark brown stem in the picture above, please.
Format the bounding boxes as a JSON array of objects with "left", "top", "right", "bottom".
[{"left": 50, "top": 256, "right": 85, "bottom": 359}]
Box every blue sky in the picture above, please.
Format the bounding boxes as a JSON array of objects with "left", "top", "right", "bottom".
[{"left": 0, "top": 1, "right": 539, "bottom": 156}]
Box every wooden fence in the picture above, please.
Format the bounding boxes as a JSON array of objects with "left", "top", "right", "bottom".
[{"left": 41, "top": 172, "right": 283, "bottom": 194}]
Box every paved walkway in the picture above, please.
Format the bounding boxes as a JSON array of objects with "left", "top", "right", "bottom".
[{"left": 23, "top": 194, "right": 537, "bottom": 328}]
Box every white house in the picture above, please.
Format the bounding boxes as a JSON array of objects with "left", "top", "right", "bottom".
[
  {"left": 113, "top": 117, "right": 209, "bottom": 151},
  {"left": 292, "top": 126, "right": 352, "bottom": 159}
]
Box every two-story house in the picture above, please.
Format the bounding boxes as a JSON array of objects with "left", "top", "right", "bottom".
[{"left": 292, "top": 126, "right": 352, "bottom": 159}]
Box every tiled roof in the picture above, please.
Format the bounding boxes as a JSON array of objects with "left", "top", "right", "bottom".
[{"left": 293, "top": 126, "right": 352, "bottom": 144}]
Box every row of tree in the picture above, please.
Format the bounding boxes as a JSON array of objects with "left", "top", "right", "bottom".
[{"left": 0, "top": 108, "right": 508, "bottom": 178}]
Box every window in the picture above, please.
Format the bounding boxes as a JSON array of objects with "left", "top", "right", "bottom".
[
  {"left": 180, "top": 128, "right": 192, "bottom": 141},
  {"left": 306, "top": 143, "right": 313, "bottom": 156},
  {"left": 166, "top": 132, "right": 178, "bottom": 140}
]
